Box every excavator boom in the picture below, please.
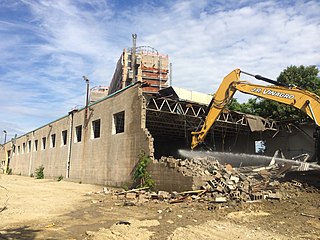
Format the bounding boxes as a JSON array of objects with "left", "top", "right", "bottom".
[{"left": 191, "top": 69, "right": 320, "bottom": 150}]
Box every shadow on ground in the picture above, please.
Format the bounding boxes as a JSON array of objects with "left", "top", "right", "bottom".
[
  {"left": 0, "top": 226, "right": 41, "bottom": 240},
  {"left": 285, "top": 170, "right": 320, "bottom": 189}
]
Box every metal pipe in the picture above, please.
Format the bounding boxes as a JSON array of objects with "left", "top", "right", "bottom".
[
  {"left": 83, "top": 76, "right": 90, "bottom": 108},
  {"left": 66, "top": 110, "right": 75, "bottom": 178},
  {"left": 159, "top": 56, "right": 162, "bottom": 90},
  {"left": 169, "top": 63, "right": 172, "bottom": 86},
  {"left": 28, "top": 131, "right": 34, "bottom": 176},
  {"left": 132, "top": 34, "right": 137, "bottom": 83},
  {"left": 3, "top": 130, "right": 7, "bottom": 144},
  {"left": 82, "top": 76, "right": 90, "bottom": 128}
]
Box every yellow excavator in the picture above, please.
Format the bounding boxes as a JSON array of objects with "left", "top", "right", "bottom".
[{"left": 191, "top": 69, "right": 320, "bottom": 161}]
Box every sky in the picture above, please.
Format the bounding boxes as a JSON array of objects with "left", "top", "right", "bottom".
[{"left": 0, "top": 0, "right": 320, "bottom": 142}]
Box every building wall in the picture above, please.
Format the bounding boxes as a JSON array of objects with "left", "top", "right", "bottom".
[
  {"left": 263, "top": 124, "right": 315, "bottom": 159},
  {"left": 0, "top": 116, "right": 69, "bottom": 177},
  {"left": 1, "top": 84, "right": 154, "bottom": 186},
  {"left": 0, "top": 83, "right": 316, "bottom": 187}
]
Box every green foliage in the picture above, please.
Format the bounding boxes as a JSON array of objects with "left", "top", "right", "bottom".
[
  {"left": 227, "top": 98, "right": 254, "bottom": 114},
  {"left": 133, "top": 151, "right": 155, "bottom": 189},
  {"left": 121, "top": 184, "right": 129, "bottom": 191},
  {"left": 34, "top": 165, "right": 44, "bottom": 179},
  {"left": 57, "top": 175, "right": 63, "bottom": 182},
  {"left": 7, "top": 168, "right": 12, "bottom": 175},
  {"left": 228, "top": 65, "right": 320, "bottom": 122},
  {"left": 278, "top": 65, "right": 320, "bottom": 95}
]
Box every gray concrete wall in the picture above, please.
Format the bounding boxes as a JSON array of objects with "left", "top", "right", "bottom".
[
  {"left": 1, "top": 84, "right": 153, "bottom": 186},
  {"left": 1, "top": 116, "right": 69, "bottom": 177},
  {"left": 148, "top": 162, "right": 194, "bottom": 192},
  {"left": 148, "top": 162, "right": 213, "bottom": 192},
  {"left": 263, "top": 124, "right": 315, "bottom": 159}
]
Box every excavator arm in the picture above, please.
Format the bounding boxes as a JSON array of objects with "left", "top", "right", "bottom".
[{"left": 191, "top": 68, "right": 320, "bottom": 149}]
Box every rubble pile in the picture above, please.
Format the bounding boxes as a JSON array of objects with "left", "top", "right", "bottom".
[
  {"left": 157, "top": 156, "right": 285, "bottom": 202},
  {"left": 201, "top": 164, "right": 283, "bottom": 203},
  {"left": 90, "top": 156, "right": 318, "bottom": 206}
]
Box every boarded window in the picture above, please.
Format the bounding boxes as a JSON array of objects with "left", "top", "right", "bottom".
[
  {"left": 51, "top": 134, "right": 56, "bottom": 148},
  {"left": 75, "top": 125, "right": 82, "bottom": 142},
  {"left": 61, "top": 130, "right": 67, "bottom": 146},
  {"left": 42, "top": 137, "right": 46, "bottom": 150},
  {"left": 113, "top": 111, "right": 125, "bottom": 134},
  {"left": 34, "top": 140, "right": 38, "bottom": 151},
  {"left": 92, "top": 119, "right": 101, "bottom": 138}
]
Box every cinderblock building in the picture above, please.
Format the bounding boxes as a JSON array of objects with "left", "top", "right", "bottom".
[{"left": 0, "top": 42, "right": 317, "bottom": 187}]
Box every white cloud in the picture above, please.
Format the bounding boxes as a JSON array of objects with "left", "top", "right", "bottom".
[{"left": 0, "top": 0, "right": 319, "bottom": 139}]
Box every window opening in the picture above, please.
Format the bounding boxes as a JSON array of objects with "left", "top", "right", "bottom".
[
  {"left": 92, "top": 119, "right": 101, "bottom": 138},
  {"left": 113, "top": 111, "right": 125, "bottom": 134},
  {"left": 42, "top": 137, "right": 46, "bottom": 150},
  {"left": 75, "top": 125, "right": 82, "bottom": 142},
  {"left": 34, "top": 140, "right": 38, "bottom": 151},
  {"left": 255, "top": 140, "right": 266, "bottom": 154},
  {"left": 51, "top": 134, "right": 56, "bottom": 148},
  {"left": 28, "top": 140, "right": 31, "bottom": 152},
  {"left": 61, "top": 130, "right": 67, "bottom": 145},
  {"left": 22, "top": 142, "right": 26, "bottom": 154}
]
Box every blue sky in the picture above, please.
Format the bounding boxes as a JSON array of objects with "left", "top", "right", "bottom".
[{"left": 1, "top": 0, "right": 320, "bottom": 141}]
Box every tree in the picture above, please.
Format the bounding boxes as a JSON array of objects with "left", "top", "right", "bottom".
[
  {"left": 227, "top": 98, "right": 253, "bottom": 114},
  {"left": 278, "top": 65, "right": 320, "bottom": 96},
  {"left": 228, "top": 65, "right": 319, "bottom": 122}
]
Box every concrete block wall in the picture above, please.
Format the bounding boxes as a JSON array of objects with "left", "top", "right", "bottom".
[
  {"left": 3, "top": 84, "right": 154, "bottom": 186},
  {"left": 148, "top": 162, "right": 215, "bottom": 192},
  {"left": 146, "top": 162, "right": 212, "bottom": 192},
  {"left": 148, "top": 162, "right": 194, "bottom": 192},
  {"left": 5, "top": 116, "right": 69, "bottom": 177}
]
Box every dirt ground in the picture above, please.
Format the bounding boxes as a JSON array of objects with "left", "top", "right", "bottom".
[{"left": 0, "top": 174, "right": 319, "bottom": 240}]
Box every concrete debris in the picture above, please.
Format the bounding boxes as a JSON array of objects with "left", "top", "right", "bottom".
[
  {"left": 155, "top": 156, "right": 288, "bottom": 202},
  {"left": 158, "top": 156, "right": 220, "bottom": 177},
  {"left": 94, "top": 156, "right": 318, "bottom": 207}
]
